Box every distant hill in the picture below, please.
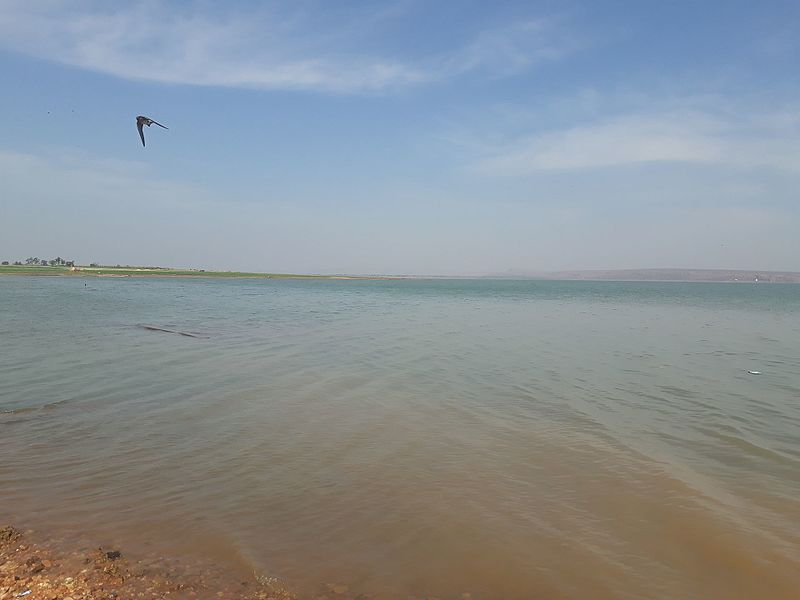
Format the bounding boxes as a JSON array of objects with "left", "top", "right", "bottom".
[{"left": 489, "top": 268, "right": 800, "bottom": 283}]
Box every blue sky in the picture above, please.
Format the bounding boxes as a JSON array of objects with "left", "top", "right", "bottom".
[{"left": 1, "top": 0, "right": 798, "bottom": 275}]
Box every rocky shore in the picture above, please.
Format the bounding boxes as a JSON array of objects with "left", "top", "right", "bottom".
[
  {"left": 2, "top": 526, "right": 469, "bottom": 600},
  {"left": 0, "top": 525, "right": 304, "bottom": 600}
]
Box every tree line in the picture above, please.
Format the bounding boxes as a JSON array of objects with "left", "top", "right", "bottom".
[{"left": 1, "top": 257, "right": 75, "bottom": 267}]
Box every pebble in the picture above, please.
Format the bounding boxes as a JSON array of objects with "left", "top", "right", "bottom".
[{"left": 2, "top": 528, "right": 303, "bottom": 600}]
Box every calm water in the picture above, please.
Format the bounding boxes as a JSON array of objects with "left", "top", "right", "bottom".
[{"left": 2, "top": 276, "right": 799, "bottom": 599}]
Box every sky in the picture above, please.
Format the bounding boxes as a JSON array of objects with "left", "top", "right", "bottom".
[{"left": 1, "top": 0, "right": 799, "bottom": 275}]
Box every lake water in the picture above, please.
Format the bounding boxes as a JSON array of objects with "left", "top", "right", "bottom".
[{"left": 2, "top": 276, "right": 799, "bottom": 599}]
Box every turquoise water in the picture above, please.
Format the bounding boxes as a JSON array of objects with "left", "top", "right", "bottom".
[{"left": 2, "top": 276, "right": 799, "bottom": 599}]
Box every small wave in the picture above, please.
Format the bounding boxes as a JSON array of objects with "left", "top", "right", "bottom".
[
  {"left": 702, "top": 429, "right": 798, "bottom": 467},
  {"left": 1, "top": 405, "right": 38, "bottom": 416},
  {"left": 1, "top": 398, "right": 71, "bottom": 417},
  {"left": 0, "top": 415, "right": 36, "bottom": 425},
  {"left": 137, "top": 324, "right": 207, "bottom": 339}
]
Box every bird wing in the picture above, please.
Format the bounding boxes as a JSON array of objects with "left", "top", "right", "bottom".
[
  {"left": 137, "top": 121, "right": 146, "bottom": 147},
  {"left": 150, "top": 119, "right": 168, "bottom": 129}
]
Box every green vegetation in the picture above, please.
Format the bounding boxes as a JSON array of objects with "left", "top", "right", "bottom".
[
  {"left": 20, "top": 257, "right": 74, "bottom": 267},
  {"left": 0, "top": 264, "right": 71, "bottom": 276},
  {"left": 0, "top": 263, "right": 371, "bottom": 279}
]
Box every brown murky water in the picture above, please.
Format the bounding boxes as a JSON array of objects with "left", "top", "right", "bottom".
[{"left": 2, "top": 277, "right": 799, "bottom": 598}]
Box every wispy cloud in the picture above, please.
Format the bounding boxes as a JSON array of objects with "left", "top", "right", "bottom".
[
  {"left": 0, "top": 147, "right": 241, "bottom": 268},
  {"left": 471, "top": 107, "right": 800, "bottom": 175},
  {"left": 0, "top": 147, "right": 211, "bottom": 208},
  {"left": 0, "top": 1, "right": 576, "bottom": 93},
  {"left": 449, "top": 19, "right": 581, "bottom": 77},
  {"left": 0, "top": 1, "right": 424, "bottom": 92},
  {"left": 2, "top": 144, "right": 798, "bottom": 273}
]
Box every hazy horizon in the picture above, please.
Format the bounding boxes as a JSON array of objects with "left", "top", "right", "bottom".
[
  {"left": 2, "top": 1, "right": 799, "bottom": 275},
  {"left": 4, "top": 260, "right": 800, "bottom": 279}
]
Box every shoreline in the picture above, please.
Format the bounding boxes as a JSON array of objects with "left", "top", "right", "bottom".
[
  {"left": 1, "top": 521, "right": 472, "bottom": 600},
  {"left": 0, "top": 266, "right": 402, "bottom": 280},
  {"left": 2, "top": 266, "right": 799, "bottom": 283},
  {"left": 1, "top": 525, "right": 307, "bottom": 600}
]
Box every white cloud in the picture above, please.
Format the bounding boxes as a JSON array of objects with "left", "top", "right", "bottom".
[
  {"left": 0, "top": 1, "right": 575, "bottom": 93},
  {"left": 472, "top": 109, "right": 800, "bottom": 175},
  {"left": 0, "top": 1, "right": 425, "bottom": 92}
]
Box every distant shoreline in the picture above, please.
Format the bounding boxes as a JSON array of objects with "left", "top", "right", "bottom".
[
  {"left": 486, "top": 268, "right": 800, "bottom": 283},
  {"left": 2, "top": 265, "right": 800, "bottom": 282},
  {"left": 0, "top": 265, "right": 398, "bottom": 280}
]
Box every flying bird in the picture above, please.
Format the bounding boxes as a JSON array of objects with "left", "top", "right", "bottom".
[{"left": 136, "top": 115, "right": 168, "bottom": 147}]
